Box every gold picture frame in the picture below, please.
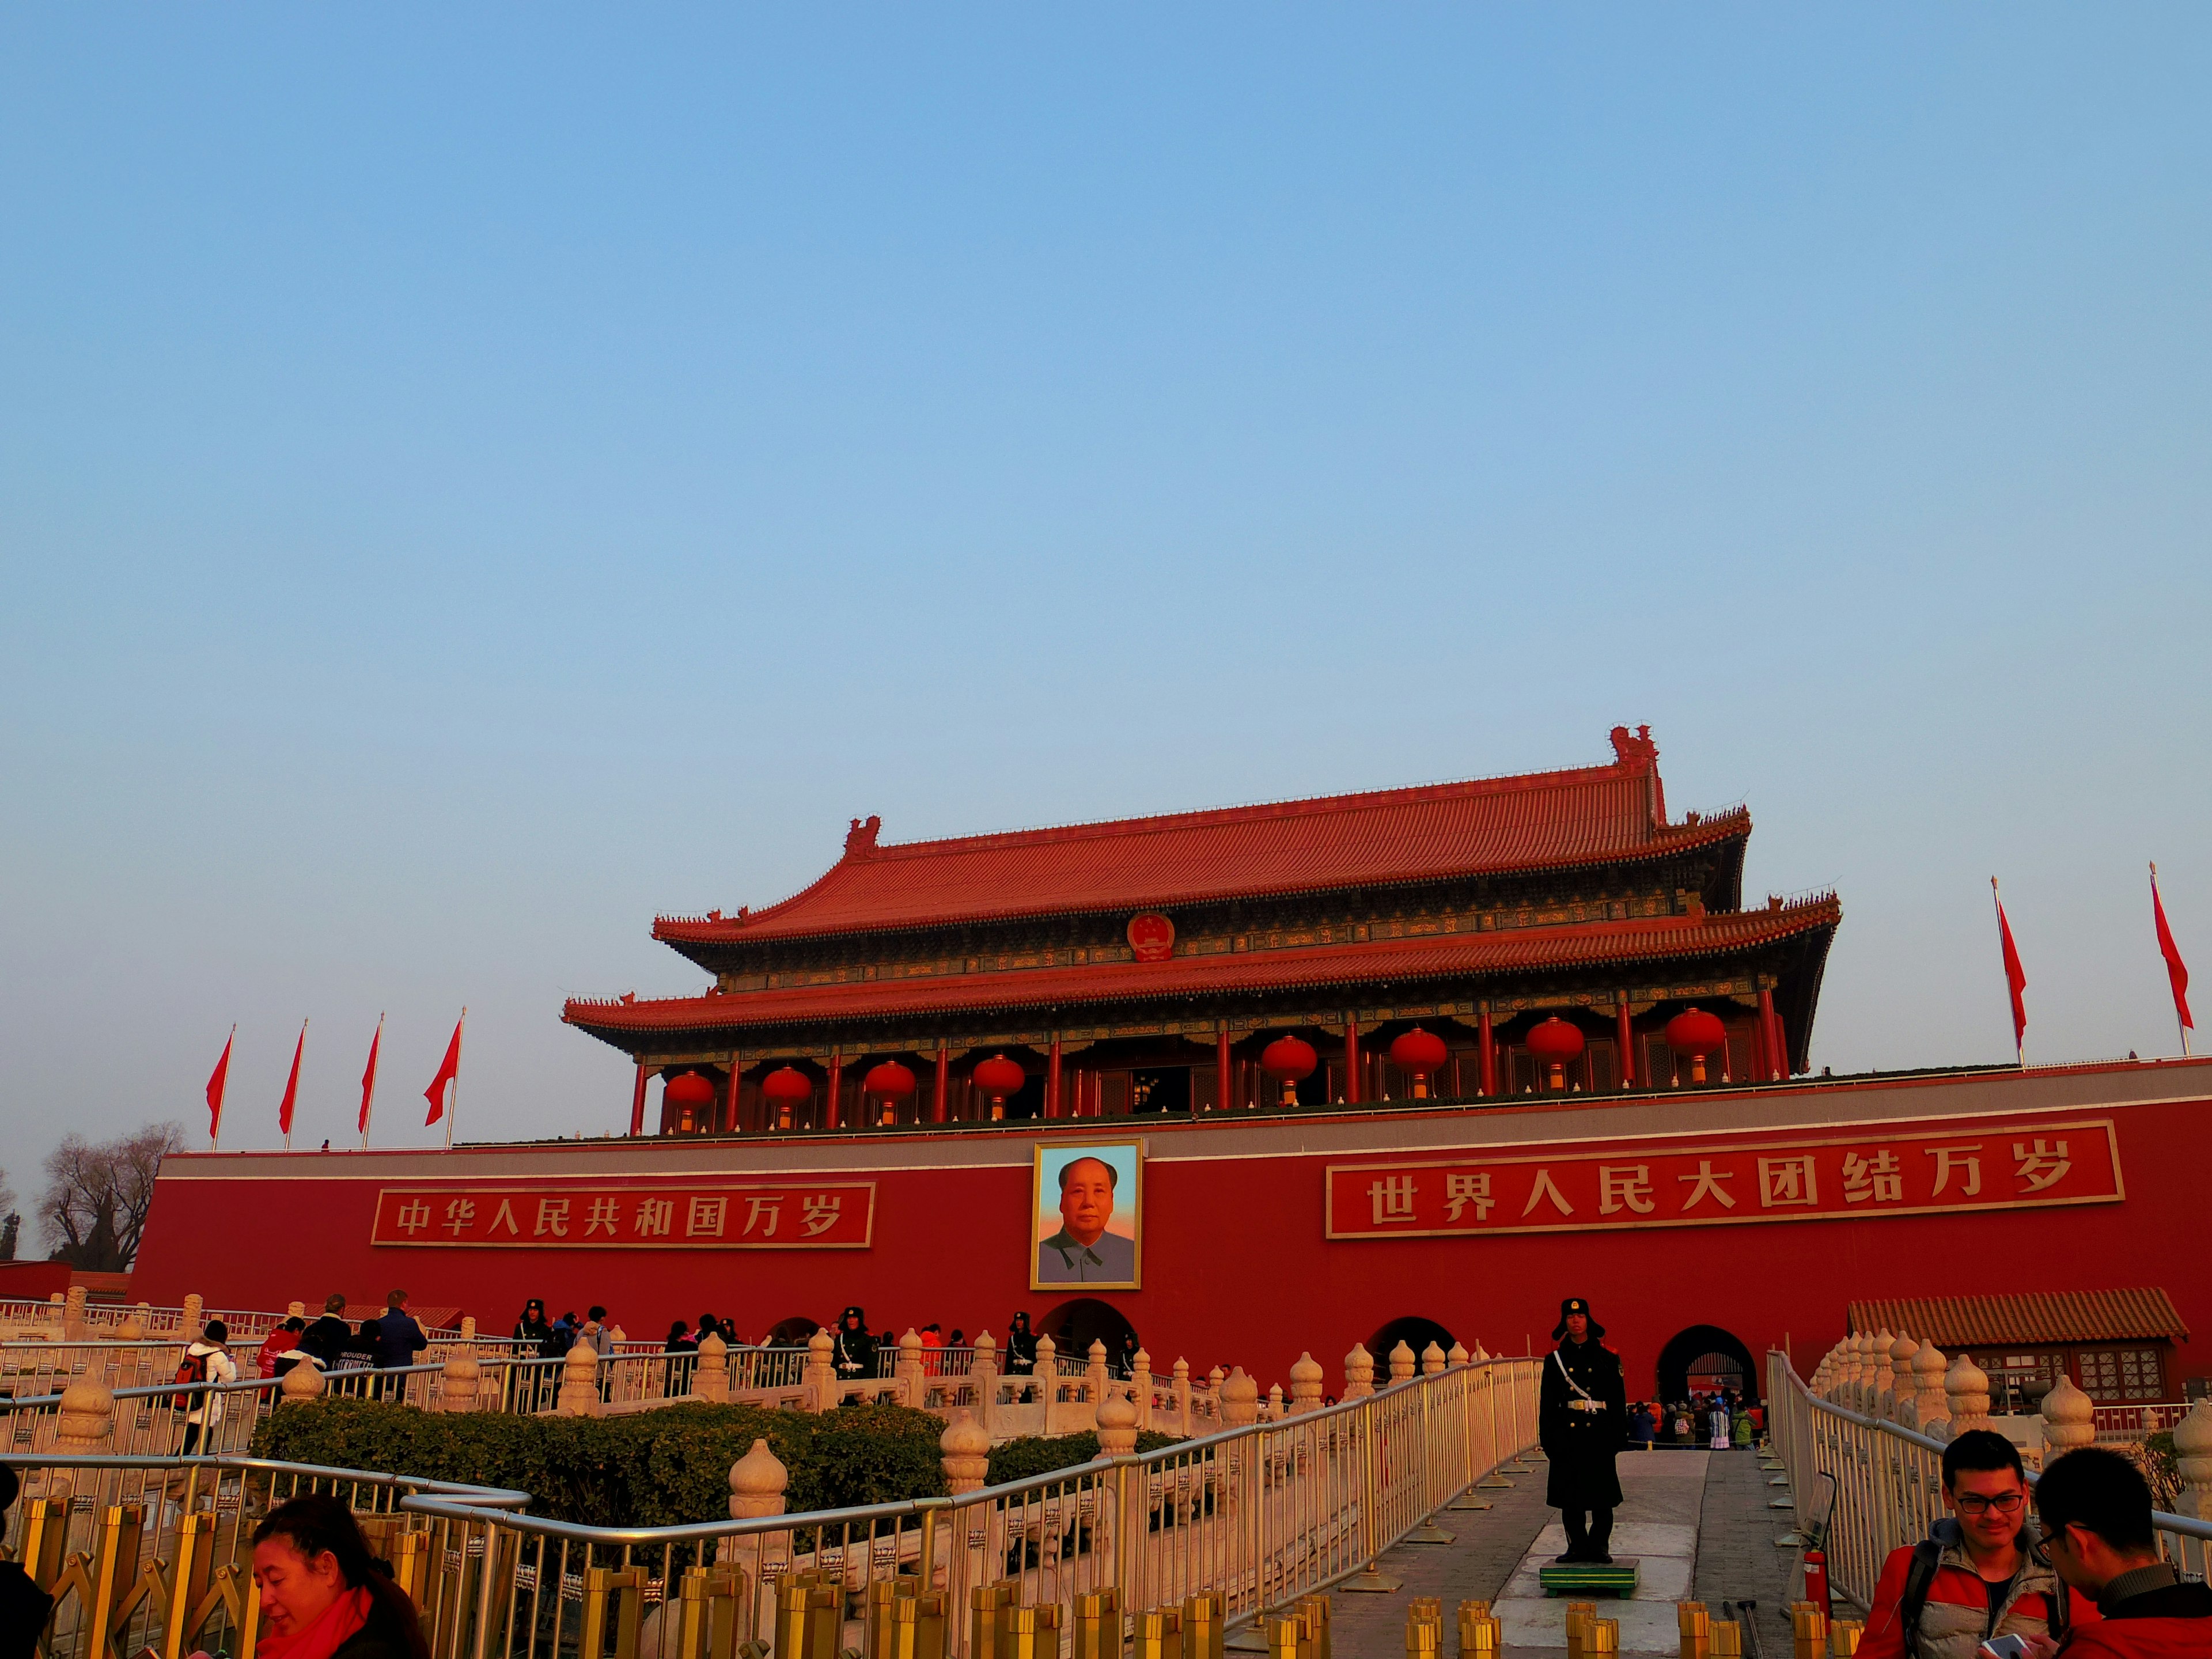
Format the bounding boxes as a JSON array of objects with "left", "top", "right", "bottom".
[{"left": 1030, "top": 1141, "right": 1143, "bottom": 1291}]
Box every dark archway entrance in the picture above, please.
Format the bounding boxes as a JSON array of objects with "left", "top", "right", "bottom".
[
  {"left": 1369, "top": 1315, "right": 1457, "bottom": 1371},
  {"left": 766, "top": 1315, "right": 821, "bottom": 1346},
  {"left": 1656, "top": 1324, "right": 1759, "bottom": 1404},
  {"left": 1036, "top": 1297, "right": 1139, "bottom": 1363}
]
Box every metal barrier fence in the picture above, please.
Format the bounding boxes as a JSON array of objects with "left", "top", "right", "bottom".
[
  {"left": 1764, "top": 1349, "right": 2212, "bottom": 1608},
  {"left": 4, "top": 1354, "right": 1536, "bottom": 1657},
  {"left": 392, "top": 1354, "right": 1538, "bottom": 1657},
  {"left": 0, "top": 1452, "right": 529, "bottom": 1659}
]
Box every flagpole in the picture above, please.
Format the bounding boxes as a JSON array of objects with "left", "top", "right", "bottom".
[
  {"left": 2155, "top": 863, "right": 2192, "bottom": 1058},
  {"left": 363, "top": 1013, "right": 383, "bottom": 1150},
  {"left": 446, "top": 1007, "right": 465, "bottom": 1152},
  {"left": 1992, "top": 877, "right": 2022, "bottom": 1070}
]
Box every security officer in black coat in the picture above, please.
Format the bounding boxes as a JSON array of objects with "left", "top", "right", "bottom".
[{"left": 1540, "top": 1296, "right": 1628, "bottom": 1563}]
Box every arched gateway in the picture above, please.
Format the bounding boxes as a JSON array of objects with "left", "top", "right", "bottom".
[{"left": 1656, "top": 1324, "right": 1759, "bottom": 1403}]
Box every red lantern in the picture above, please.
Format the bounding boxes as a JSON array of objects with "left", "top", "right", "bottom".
[
  {"left": 863, "top": 1060, "right": 917, "bottom": 1099},
  {"left": 971, "top": 1054, "right": 1026, "bottom": 1120},
  {"left": 1388, "top": 1028, "right": 1448, "bottom": 1098},
  {"left": 664, "top": 1071, "right": 715, "bottom": 1108},
  {"left": 1260, "top": 1035, "right": 1318, "bottom": 1105},
  {"left": 864, "top": 1060, "right": 917, "bottom": 1126},
  {"left": 1524, "top": 1017, "right": 1586, "bottom": 1092},
  {"left": 1665, "top": 1007, "right": 1729, "bottom": 1085},
  {"left": 760, "top": 1065, "right": 812, "bottom": 1130}
]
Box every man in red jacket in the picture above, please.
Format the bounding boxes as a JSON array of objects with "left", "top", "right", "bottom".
[
  {"left": 2030, "top": 1446, "right": 2212, "bottom": 1657},
  {"left": 1859, "top": 1430, "right": 2092, "bottom": 1659}
]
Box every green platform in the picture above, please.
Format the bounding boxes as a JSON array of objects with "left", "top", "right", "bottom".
[{"left": 1537, "top": 1559, "right": 1639, "bottom": 1598}]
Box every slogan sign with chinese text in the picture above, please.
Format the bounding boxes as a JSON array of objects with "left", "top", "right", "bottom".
[
  {"left": 1325, "top": 1118, "right": 2120, "bottom": 1239},
  {"left": 371, "top": 1183, "right": 876, "bottom": 1249}
]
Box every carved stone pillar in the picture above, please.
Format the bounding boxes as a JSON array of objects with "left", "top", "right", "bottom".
[
  {"left": 1289, "top": 1351, "right": 1325, "bottom": 1415},
  {"left": 54, "top": 1363, "right": 115, "bottom": 1450},
  {"left": 1389, "top": 1342, "right": 1416, "bottom": 1384},
  {"left": 1421, "top": 1342, "right": 1446, "bottom": 1377},
  {"left": 1913, "top": 1343, "right": 1951, "bottom": 1437},
  {"left": 2039, "top": 1375, "right": 2096, "bottom": 1465},
  {"left": 691, "top": 1332, "right": 729, "bottom": 1403},
  {"left": 1221, "top": 1368, "right": 1260, "bottom": 1428},
  {"left": 1097, "top": 1388, "right": 1140, "bottom": 1457},
  {"left": 1344, "top": 1343, "right": 1375, "bottom": 1400},
  {"left": 2171, "top": 1400, "right": 2212, "bottom": 1521},
  {"left": 803, "top": 1329, "right": 838, "bottom": 1412},
  {"left": 1945, "top": 1351, "right": 1991, "bottom": 1435},
  {"left": 557, "top": 1339, "right": 603, "bottom": 1417},
  {"left": 940, "top": 1411, "right": 991, "bottom": 1495}
]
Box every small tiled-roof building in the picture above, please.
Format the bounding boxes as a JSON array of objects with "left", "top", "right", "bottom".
[
  {"left": 566, "top": 726, "right": 1842, "bottom": 1134},
  {"left": 1850, "top": 1290, "right": 2189, "bottom": 1408}
]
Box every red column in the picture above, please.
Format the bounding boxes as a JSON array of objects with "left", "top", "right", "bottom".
[
  {"left": 1047, "top": 1036, "right": 1063, "bottom": 1119},
  {"left": 629, "top": 1063, "right": 648, "bottom": 1136},
  {"left": 1616, "top": 1002, "right": 1635, "bottom": 1089},
  {"left": 825, "top": 1051, "right": 843, "bottom": 1129},
  {"left": 1761, "top": 991, "right": 1788, "bottom": 1079},
  {"left": 1478, "top": 1012, "right": 1496, "bottom": 1098},
  {"left": 932, "top": 1047, "right": 949, "bottom": 1123},
  {"left": 1215, "top": 1031, "right": 1231, "bottom": 1115},
  {"left": 1344, "top": 1020, "right": 1361, "bottom": 1105}
]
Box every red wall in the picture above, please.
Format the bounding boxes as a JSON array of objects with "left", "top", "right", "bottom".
[{"left": 132, "top": 1071, "right": 2212, "bottom": 1403}]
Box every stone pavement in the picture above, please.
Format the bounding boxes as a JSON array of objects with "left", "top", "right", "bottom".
[{"left": 1320, "top": 1447, "right": 1801, "bottom": 1658}]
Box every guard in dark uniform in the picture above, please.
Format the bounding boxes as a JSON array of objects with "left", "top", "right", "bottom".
[{"left": 1540, "top": 1295, "right": 1628, "bottom": 1563}]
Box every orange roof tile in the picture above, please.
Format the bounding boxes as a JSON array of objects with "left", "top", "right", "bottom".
[
  {"left": 1848, "top": 1289, "right": 2188, "bottom": 1347},
  {"left": 570, "top": 895, "right": 1837, "bottom": 1034},
  {"left": 657, "top": 729, "right": 1743, "bottom": 944}
]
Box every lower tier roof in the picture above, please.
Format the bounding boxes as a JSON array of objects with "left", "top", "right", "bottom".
[{"left": 566, "top": 895, "right": 1838, "bottom": 1039}]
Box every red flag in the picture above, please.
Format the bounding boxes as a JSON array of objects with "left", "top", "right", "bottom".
[
  {"left": 278, "top": 1021, "right": 307, "bottom": 1139},
  {"left": 359, "top": 1016, "right": 384, "bottom": 1138},
  {"left": 206, "top": 1028, "right": 235, "bottom": 1144},
  {"left": 2153, "top": 864, "right": 2194, "bottom": 1034},
  {"left": 425, "top": 1012, "right": 465, "bottom": 1126},
  {"left": 1993, "top": 878, "right": 2028, "bottom": 1059}
]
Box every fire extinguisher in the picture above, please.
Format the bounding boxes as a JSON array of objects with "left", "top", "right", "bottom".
[{"left": 1803, "top": 1547, "right": 1832, "bottom": 1618}]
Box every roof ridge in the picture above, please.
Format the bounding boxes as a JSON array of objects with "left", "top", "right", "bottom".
[{"left": 862, "top": 755, "right": 1652, "bottom": 863}]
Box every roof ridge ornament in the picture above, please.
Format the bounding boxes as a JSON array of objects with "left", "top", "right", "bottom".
[
  {"left": 1609, "top": 724, "right": 1658, "bottom": 768},
  {"left": 844, "top": 815, "right": 883, "bottom": 858}
]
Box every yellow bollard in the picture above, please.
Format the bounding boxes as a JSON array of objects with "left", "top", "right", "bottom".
[
  {"left": 888, "top": 1590, "right": 949, "bottom": 1659},
  {"left": 1297, "top": 1593, "right": 1332, "bottom": 1659},
  {"left": 581, "top": 1566, "right": 647, "bottom": 1659},
  {"left": 1829, "top": 1622, "right": 1863, "bottom": 1657},
  {"left": 1406, "top": 1611, "right": 1444, "bottom": 1657},
  {"left": 774, "top": 1578, "right": 840, "bottom": 1659},
  {"left": 1074, "top": 1588, "right": 1123, "bottom": 1659},
  {"left": 1711, "top": 1622, "right": 1744, "bottom": 1658},
  {"left": 1135, "top": 1606, "right": 1185, "bottom": 1659},
  {"left": 998, "top": 1603, "right": 1063, "bottom": 1659},
  {"left": 1565, "top": 1600, "right": 1597, "bottom": 1659},
  {"left": 1792, "top": 1605, "right": 1830, "bottom": 1659},
  {"left": 971, "top": 1582, "right": 1017, "bottom": 1659},
  {"left": 1586, "top": 1619, "right": 1620, "bottom": 1657},
  {"left": 1457, "top": 1612, "right": 1501, "bottom": 1658},
  {"left": 1679, "top": 1601, "right": 1711, "bottom": 1659},
  {"left": 1184, "top": 1593, "right": 1226, "bottom": 1659}
]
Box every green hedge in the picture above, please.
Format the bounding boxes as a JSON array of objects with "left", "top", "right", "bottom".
[
  {"left": 252, "top": 1401, "right": 1185, "bottom": 1526},
  {"left": 252, "top": 1398, "right": 948, "bottom": 1527},
  {"left": 986, "top": 1429, "right": 1180, "bottom": 1486}
]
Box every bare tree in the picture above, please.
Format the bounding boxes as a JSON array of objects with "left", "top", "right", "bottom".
[
  {"left": 41, "top": 1122, "right": 185, "bottom": 1271},
  {"left": 0, "top": 1166, "right": 16, "bottom": 1261}
]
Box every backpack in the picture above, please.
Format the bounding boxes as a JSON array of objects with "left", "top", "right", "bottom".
[
  {"left": 1900, "top": 1538, "right": 2069, "bottom": 1657},
  {"left": 169, "top": 1350, "right": 209, "bottom": 1411}
]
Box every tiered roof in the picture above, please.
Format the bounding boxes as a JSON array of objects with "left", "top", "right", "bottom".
[{"left": 654, "top": 725, "right": 1739, "bottom": 948}]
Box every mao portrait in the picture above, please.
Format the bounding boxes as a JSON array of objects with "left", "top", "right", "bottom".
[{"left": 1031, "top": 1142, "right": 1142, "bottom": 1290}]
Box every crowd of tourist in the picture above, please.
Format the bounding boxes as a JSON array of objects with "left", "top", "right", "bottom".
[{"left": 1622, "top": 1389, "right": 1761, "bottom": 1450}]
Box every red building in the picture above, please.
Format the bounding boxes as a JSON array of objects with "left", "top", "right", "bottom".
[
  {"left": 565, "top": 725, "right": 1840, "bottom": 1133},
  {"left": 130, "top": 730, "right": 2212, "bottom": 1407}
]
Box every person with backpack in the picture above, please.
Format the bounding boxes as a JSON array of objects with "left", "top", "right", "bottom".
[
  {"left": 2032, "top": 1446, "right": 2212, "bottom": 1656},
  {"left": 298, "top": 1294, "right": 354, "bottom": 1372},
  {"left": 1859, "top": 1429, "right": 2094, "bottom": 1659},
  {"left": 176, "top": 1319, "right": 238, "bottom": 1455}
]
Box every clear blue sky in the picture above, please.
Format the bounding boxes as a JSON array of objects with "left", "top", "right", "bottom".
[{"left": 3, "top": 10, "right": 2207, "bottom": 1202}]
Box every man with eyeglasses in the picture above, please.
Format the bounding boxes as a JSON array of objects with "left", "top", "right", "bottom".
[
  {"left": 1860, "top": 1430, "right": 2096, "bottom": 1659},
  {"left": 2028, "top": 1446, "right": 2212, "bottom": 1656}
]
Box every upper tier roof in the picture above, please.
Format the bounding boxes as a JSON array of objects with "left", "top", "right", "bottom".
[{"left": 658, "top": 726, "right": 1746, "bottom": 946}]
